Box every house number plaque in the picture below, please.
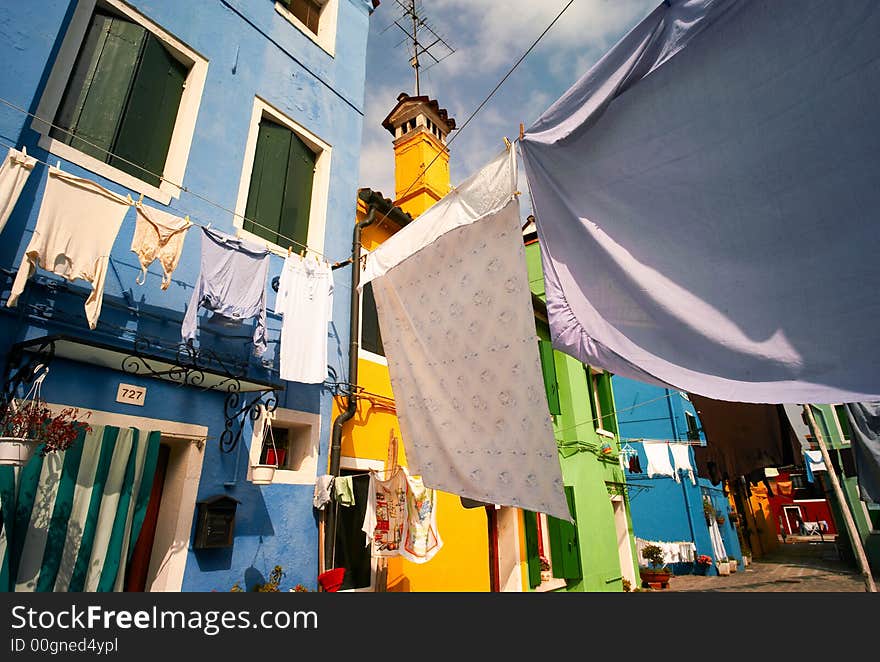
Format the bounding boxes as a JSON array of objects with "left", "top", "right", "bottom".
[{"left": 116, "top": 383, "right": 146, "bottom": 406}]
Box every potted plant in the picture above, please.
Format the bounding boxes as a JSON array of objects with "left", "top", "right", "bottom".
[
  {"left": 742, "top": 548, "right": 752, "bottom": 567},
  {"left": 702, "top": 500, "right": 716, "bottom": 525},
  {"left": 716, "top": 514, "right": 726, "bottom": 525},
  {"left": 638, "top": 543, "right": 672, "bottom": 589},
  {"left": 694, "top": 554, "right": 712, "bottom": 576},
  {"left": 716, "top": 557, "right": 731, "bottom": 576},
  {"left": 539, "top": 556, "right": 552, "bottom": 583},
  {"left": 729, "top": 557, "right": 738, "bottom": 573},
  {"left": 250, "top": 415, "right": 279, "bottom": 485},
  {"left": 0, "top": 380, "right": 89, "bottom": 467}
]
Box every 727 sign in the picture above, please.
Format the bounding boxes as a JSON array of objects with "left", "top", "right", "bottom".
[{"left": 116, "top": 383, "right": 146, "bottom": 407}]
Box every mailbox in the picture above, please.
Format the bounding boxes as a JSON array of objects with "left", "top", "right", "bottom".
[{"left": 194, "top": 495, "right": 240, "bottom": 549}]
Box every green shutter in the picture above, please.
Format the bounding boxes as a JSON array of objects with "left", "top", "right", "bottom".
[
  {"left": 53, "top": 12, "right": 146, "bottom": 162},
  {"left": 548, "top": 487, "right": 581, "bottom": 580},
  {"left": 279, "top": 131, "right": 315, "bottom": 250},
  {"left": 244, "top": 119, "right": 292, "bottom": 245},
  {"left": 538, "top": 340, "right": 561, "bottom": 415},
  {"left": 522, "top": 510, "right": 542, "bottom": 588},
  {"left": 111, "top": 34, "right": 187, "bottom": 186}
]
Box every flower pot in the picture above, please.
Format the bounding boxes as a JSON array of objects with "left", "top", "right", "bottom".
[
  {"left": 742, "top": 554, "right": 751, "bottom": 567},
  {"left": 318, "top": 567, "right": 346, "bottom": 592},
  {"left": 639, "top": 568, "right": 672, "bottom": 589},
  {"left": 693, "top": 563, "right": 709, "bottom": 576},
  {"left": 0, "top": 437, "right": 40, "bottom": 466},
  {"left": 251, "top": 464, "right": 276, "bottom": 485},
  {"left": 265, "top": 448, "right": 286, "bottom": 467},
  {"left": 716, "top": 561, "right": 730, "bottom": 576},
  {"left": 729, "top": 559, "right": 738, "bottom": 573}
]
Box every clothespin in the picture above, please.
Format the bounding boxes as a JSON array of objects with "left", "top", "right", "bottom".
[
  {"left": 138, "top": 193, "right": 144, "bottom": 206},
  {"left": 287, "top": 246, "right": 292, "bottom": 257},
  {"left": 299, "top": 248, "right": 305, "bottom": 259},
  {"left": 519, "top": 123, "right": 525, "bottom": 141},
  {"left": 56, "top": 159, "right": 62, "bottom": 170},
  {"left": 503, "top": 136, "right": 511, "bottom": 149}
]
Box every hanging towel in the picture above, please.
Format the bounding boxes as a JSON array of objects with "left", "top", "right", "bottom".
[
  {"left": 131, "top": 203, "right": 191, "bottom": 289},
  {"left": 275, "top": 253, "right": 333, "bottom": 383},
  {"left": 669, "top": 443, "right": 696, "bottom": 485},
  {"left": 313, "top": 474, "right": 334, "bottom": 510},
  {"left": 361, "top": 469, "right": 407, "bottom": 557},
  {"left": 804, "top": 450, "right": 827, "bottom": 483},
  {"left": 520, "top": 0, "right": 880, "bottom": 404},
  {"left": 181, "top": 226, "right": 269, "bottom": 356},
  {"left": 644, "top": 442, "right": 674, "bottom": 479},
  {"left": 7, "top": 167, "right": 130, "bottom": 329},
  {"left": 333, "top": 475, "right": 354, "bottom": 507},
  {"left": 845, "top": 402, "right": 880, "bottom": 503},
  {"left": 359, "top": 147, "right": 569, "bottom": 521},
  {"left": 0, "top": 146, "right": 37, "bottom": 235},
  {"left": 399, "top": 471, "right": 443, "bottom": 564}
]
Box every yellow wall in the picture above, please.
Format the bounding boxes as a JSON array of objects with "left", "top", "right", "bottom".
[
  {"left": 392, "top": 129, "right": 450, "bottom": 218},
  {"left": 336, "top": 147, "right": 491, "bottom": 591},
  {"left": 743, "top": 482, "right": 779, "bottom": 557}
]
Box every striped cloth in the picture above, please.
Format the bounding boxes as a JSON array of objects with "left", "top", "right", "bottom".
[{"left": 0, "top": 424, "right": 160, "bottom": 592}]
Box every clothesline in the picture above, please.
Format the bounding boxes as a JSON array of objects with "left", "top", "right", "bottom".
[{"left": 0, "top": 97, "right": 348, "bottom": 267}]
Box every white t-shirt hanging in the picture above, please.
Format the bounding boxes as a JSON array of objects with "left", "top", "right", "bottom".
[{"left": 275, "top": 253, "right": 333, "bottom": 383}]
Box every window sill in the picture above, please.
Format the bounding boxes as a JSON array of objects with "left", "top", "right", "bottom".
[
  {"left": 595, "top": 428, "right": 616, "bottom": 439},
  {"left": 358, "top": 349, "right": 388, "bottom": 367},
  {"left": 37, "top": 135, "right": 175, "bottom": 205},
  {"left": 235, "top": 226, "right": 291, "bottom": 257},
  {"left": 274, "top": 2, "right": 336, "bottom": 58},
  {"left": 248, "top": 467, "right": 317, "bottom": 486},
  {"left": 534, "top": 578, "right": 567, "bottom": 592}
]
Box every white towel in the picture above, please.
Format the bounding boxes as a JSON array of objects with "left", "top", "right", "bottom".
[
  {"left": 644, "top": 442, "right": 675, "bottom": 479},
  {"left": 669, "top": 443, "right": 696, "bottom": 485}
]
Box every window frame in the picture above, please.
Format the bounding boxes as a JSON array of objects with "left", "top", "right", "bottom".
[
  {"left": 275, "top": 0, "right": 338, "bottom": 57},
  {"left": 32, "top": 0, "right": 208, "bottom": 205},
  {"left": 234, "top": 97, "right": 331, "bottom": 257},
  {"left": 358, "top": 266, "right": 386, "bottom": 365},
  {"left": 533, "top": 512, "right": 568, "bottom": 592},
  {"left": 247, "top": 405, "right": 321, "bottom": 485}
]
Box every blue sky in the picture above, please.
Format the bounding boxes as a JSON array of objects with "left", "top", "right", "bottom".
[{"left": 358, "top": 0, "right": 658, "bottom": 198}]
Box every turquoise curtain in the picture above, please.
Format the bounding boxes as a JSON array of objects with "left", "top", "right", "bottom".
[{"left": 0, "top": 425, "right": 161, "bottom": 592}]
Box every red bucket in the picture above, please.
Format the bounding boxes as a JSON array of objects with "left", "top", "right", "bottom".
[{"left": 318, "top": 568, "right": 345, "bottom": 592}]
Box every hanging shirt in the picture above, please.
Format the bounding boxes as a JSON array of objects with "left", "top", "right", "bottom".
[
  {"left": 181, "top": 226, "right": 269, "bottom": 356},
  {"left": 313, "top": 474, "right": 334, "bottom": 510},
  {"left": 399, "top": 471, "right": 443, "bottom": 564},
  {"left": 275, "top": 253, "right": 333, "bottom": 383},
  {"left": 333, "top": 475, "right": 355, "bottom": 507},
  {"left": 7, "top": 167, "right": 130, "bottom": 329},
  {"left": 0, "top": 146, "right": 36, "bottom": 235},
  {"left": 362, "top": 469, "right": 407, "bottom": 557},
  {"left": 669, "top": 443, "right": 696, "bottom": 485},
  {"left": 131, "top": 203, "right": 191, "bottom": 289}
]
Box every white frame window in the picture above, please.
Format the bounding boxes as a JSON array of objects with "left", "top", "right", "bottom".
[
  {"left": 32, "top": 0, "right": 208, "bottom": 205},
  {"left": 234, "top": 96, "right": 331, "bottom": 256},
  {"left": 274, "top": 0, "right": 339, "bottom": 57},
  {"left": 247, "top": 405, "right": 321, "bottom": 485}
]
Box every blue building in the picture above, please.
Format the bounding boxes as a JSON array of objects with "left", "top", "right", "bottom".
[
  {"left": 0, "top": 0, "right": 376, "bottom": 592},
  {"left": 612, "top": 377, "right": 742, "bottom": 576}
]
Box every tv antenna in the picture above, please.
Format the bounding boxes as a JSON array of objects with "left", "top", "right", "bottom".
[{"left": 387, "top": 0, "right": 455, "bottom": 96}]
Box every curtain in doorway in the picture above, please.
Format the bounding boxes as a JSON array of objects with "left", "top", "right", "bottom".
[
  {"left": 0, "top": 424, "right": 161, "bottom": 592},
  {"left": 708, "top": 517, "right": 727, "bottom": 563}
]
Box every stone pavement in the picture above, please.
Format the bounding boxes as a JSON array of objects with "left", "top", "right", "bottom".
[{"left": 662, "top": 541, "right": 870, "bottom": 592}]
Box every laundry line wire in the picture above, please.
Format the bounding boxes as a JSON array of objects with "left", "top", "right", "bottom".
[
  {"left": 0, "top": 96, "right": 346, "bottom": 266},
  {"left": 368, "top": 0, "right": 575, "bottom": 234}
]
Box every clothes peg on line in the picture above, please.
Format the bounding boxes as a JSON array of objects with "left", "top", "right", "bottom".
[
  {"left": 503, "top": 136, "right": 511, "bottom": 149},
  {"left": 300, "top": 248, "right": 305, "bottom": 259},
  {"left": 519, "top": 123, "right": 525, "bottom": 141},
  {"left": 287, "top": 246, "right": 292, "bottom": 257},
  {"left": 137, "top": 193, "right": 144, "bottom": 206}
]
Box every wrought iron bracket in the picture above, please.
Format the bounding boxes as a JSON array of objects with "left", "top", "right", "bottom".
[
  {"left": 220, "top": 388, "right": 279, "bottom": 455},
  {"left": 0, "top": 337, "right": 56, "bottom": 414}
]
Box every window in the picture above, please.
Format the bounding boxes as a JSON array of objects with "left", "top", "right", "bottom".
[
  {"left": 685, "top": 410, "right": 701, "bottom": 441},
  {"left": 275, "top": 0, "right": 338, "bottom": 56},
  {"left": 588, "top": 368, "right": 617, "bottom": 434},
  {"left": 33, "top": 0, "right": 207, "bottom": 204},
  {"left": 334, "top": 470, "right": 373, "bottom": 590},
  {"left": 235, "top": 98, "right": 331, "bottom": 255},
  {"left": 833, "top": 404, "right": 852, "bottom": 442},
  {"left": 248, "top": 405, "right": 320, "bottom": 485},
  {"left": 360, "top": 281, "right": 384, "bottom": 358},
  {"left": 538, "top": 340, "right": 561, "bottom": 415},
  {"left": 523, "top": 487, "right": 580, "bottom": 591}
]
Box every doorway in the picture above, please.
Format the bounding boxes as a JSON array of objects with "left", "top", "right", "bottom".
[
  {"left": 783, "top": 505, "right": 803, "bottom": 535},
  {"left": 125, "top": 444, "right": 171, "bottom": 591},
  {"left": 612, "top": 496, "right": 636, "bottom": 588}
]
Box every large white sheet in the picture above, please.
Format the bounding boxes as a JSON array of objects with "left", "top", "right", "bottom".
[
  {"left": 361, "top": 148, "right": 570, "bottom": 520},
  {"left": 520, "top": 0, "right": 880, "bottom": 403}
]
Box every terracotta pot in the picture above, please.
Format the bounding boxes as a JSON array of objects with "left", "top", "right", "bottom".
[
  {"left": 0, "top": 437, "right": 40, "bottom": 467},
  {"left": 639, "top": 568, "right": 671, "bottom": 589}
]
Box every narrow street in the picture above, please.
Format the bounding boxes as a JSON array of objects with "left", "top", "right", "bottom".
[{"left": 665, "top": 541, "right": 868, "bottom": 592}]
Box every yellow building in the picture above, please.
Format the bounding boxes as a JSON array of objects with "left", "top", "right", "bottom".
[{"left": 327, "top": 93, "right": 492, "bottom": 592}]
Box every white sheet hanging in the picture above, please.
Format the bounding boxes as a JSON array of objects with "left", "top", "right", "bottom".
[
  {"left": 669, "top": 443, "right": 696, "bottom": 485},
  {"left": 0, "top": 146, "right": 37, "bottom": 235},
  {"left": 643, "top": 441, "right": 674, "bottom": 479},
  {"left": 520, "top": 0, "right": 880, "bottom": 403},
  {"left": 360, "top": 147, "right": 570, "bottom": 520}
]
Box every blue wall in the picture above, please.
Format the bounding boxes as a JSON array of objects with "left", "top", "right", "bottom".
[
  {"left": 613, "top": 377, "right": 742, "bottom": 574},
  {"left": 0, "top": 0, "right": 375, "bottom": 591}
]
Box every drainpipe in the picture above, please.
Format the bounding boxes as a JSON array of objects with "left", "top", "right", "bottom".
[{"left": 324, "top": 206, "right": 375, "bottom": 570}]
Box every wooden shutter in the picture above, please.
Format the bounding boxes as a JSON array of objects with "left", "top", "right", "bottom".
[
  {"left": 548, "top": 486, "right": 581, "bottom": 580},
  {"left": 279, "top": 131, "right": 315, "bottom": 250},
  {"left": 538, "top": 340, "right": 561, "bottom": 415},
  {"left": 244, "top": 119, "right": 292, "bottom": 245},
  {"left": 289, "top": 0, "right": 322, "bottom": 34},
  {"left": 111, "top": 34, "right": 187, "bottom": 186},
  {"left": 53, "top": 12, "right": 146, "bottom": 162},
  {"left": 522, "top": 510, "right": 542, "bottom": 588}
]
